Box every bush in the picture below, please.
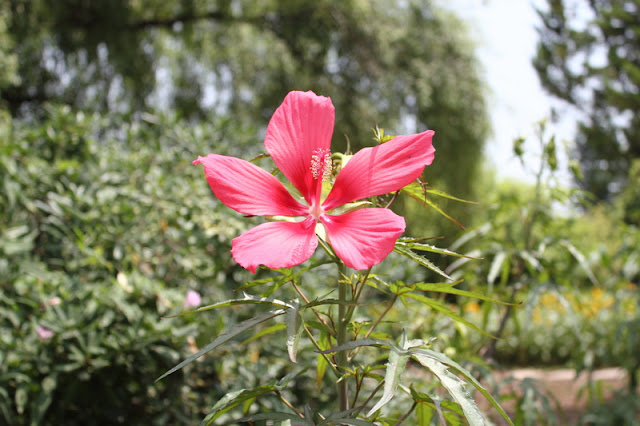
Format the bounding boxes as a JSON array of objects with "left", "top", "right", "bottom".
[{"left": 0, "top": 105, "right": 259, "bottom": 424}]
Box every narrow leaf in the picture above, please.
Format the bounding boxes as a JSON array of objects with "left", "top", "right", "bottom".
[
  {"left": 487, "top": 251, "right": 507, "bottom": 285},
  {"left": 414, "top": 349, "right": 514, "bottom": 426},
  {"left": 403, "top": 293, "right": 498, "bottom": 339},
  {"left": 239, "top": 323, "right": 286, "bottom": 345},
  {"left": 396, "top": 238, "right": 480, "bottom": 259},
  {"left": 221, "top": 412, "right": 311, "bottom": 425},
  {"left": 316, "top": 339, "right": 386, "bottom": 354},
  {"left": 411, "top": 352, "right": 487, "bottom": 425},
  {"left": 285, "top": 302, "right": 304, "bottom": 363},
  {"left": 394, "top": 246, "right": 453, "bottom": 281},
  {"left": 411, "top": 282, "right": 516, "bottom": 305},
  {"left": 365, "top": 347, "right": 410, "bottom": 416},
  {"left": 560, "top": 240, "right": 599, "bottom": 286},
  {"left": 166, "top": 292, "right": 293, "bottom": 318},
  {"left": 156, "top": 309, "right": 286, "bottom": 382}
]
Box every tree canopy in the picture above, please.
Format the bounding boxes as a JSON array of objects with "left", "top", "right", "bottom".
[
  {"left": 3, "top": 0, "right": 489, "bottom": 220},
  {"left": 534, "top": 0, "right": 640, "bottom": 201}
]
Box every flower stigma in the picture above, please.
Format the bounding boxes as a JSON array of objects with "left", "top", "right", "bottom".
[{"left": 310, "top": 148, "right": 332, "bottom": 182}]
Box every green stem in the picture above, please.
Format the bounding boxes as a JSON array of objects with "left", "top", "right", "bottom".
[{"left": 337, "top": 261, "right": 349, "bottom": 412}]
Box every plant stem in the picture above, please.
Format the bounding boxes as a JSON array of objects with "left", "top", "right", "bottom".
[{"left": 337, "top": 261, "right": 349, "bottom": 412}]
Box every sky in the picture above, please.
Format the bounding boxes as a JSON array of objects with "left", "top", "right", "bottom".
[{"left": 441, "top": 0, "right": 576, "bottom": 184}]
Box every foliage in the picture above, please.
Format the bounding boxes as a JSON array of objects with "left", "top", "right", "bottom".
[
  {"left": 534, "top": 0, "right": 640, "bottom": 202},
  {"left": 3, "top": 0, "right": 489, "bottom": 210},
  {"left": 0, "top": 105, "right": 262, "bottom": 424}
]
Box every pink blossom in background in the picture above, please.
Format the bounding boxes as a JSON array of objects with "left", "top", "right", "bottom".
[
  {"left": 36, "top": 326, "right": 54, "bottom": 340},
  {"left": 194, "top": 90, "right": 435, "bottom": 273},
  {"left": 184, "top": 290, "right": 202, "bottom": 308},
  {"left": 48, "top": 297, "right": 61, "bottom": 306}
]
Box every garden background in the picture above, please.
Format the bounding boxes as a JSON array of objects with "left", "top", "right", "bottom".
[{"left": 1, "top": 0, "right": 639, "bottom": 424}]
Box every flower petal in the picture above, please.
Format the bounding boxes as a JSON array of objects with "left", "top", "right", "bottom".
[
  {"left": 322, "top": 130, "right": 435, "bottom": 211},
  {"left": 320, "top": 209, "right": 405, "bottom": 270},
  {"left": 264, "top": 91, "right": 335, "bottom": 205},
  {"left": 194, "top": 154, "right": 308, "bottom": 216},
  {"left": 231, "top": 217, "right": 318, "bottom": 273}
]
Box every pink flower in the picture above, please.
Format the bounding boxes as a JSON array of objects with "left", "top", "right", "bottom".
[
  {"left": 194, "top": 91, "right": 435, "bottom": 273},
  {"left": 36, "top": 325, "right": 54, "bottom": 340},
  {"left": 184, "top": 289, "right": 202, "bottom": 308}
]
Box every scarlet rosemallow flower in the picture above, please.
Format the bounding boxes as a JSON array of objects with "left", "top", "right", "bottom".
[{"left": 194, "top": 91, "right": 435, "bottom": 273}]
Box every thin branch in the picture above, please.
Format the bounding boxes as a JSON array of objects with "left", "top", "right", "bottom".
[
  {"left": 394, "top": 401, "right": 417, "bottom": 425},
  {"left": 292, "top": 279, "right": 335, "bottom": 337}
]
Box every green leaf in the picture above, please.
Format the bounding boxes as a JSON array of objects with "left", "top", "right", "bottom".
[
  {"left": 487, "top": 251, "right": 508, "bottom": 285},
  {"left": 400, "top": 183, "right": 466, "bottom": 228},
  {"left": 410, "top": 281, "right": 516, "bottom": 305},
  {"left": 393, "top": 245, "right": 453, "bottom": 281},
  {"left": 316, "top": 339, "right": 386, "bottom": 354},
  {"left": 396, "top": 238, "right": 479, "bottom": 259},
  {"left": 285, "top": 301, "right": 304, "bottom": 363},
  {"left": 156, "top": 309, "right": 286, "bottom": 382},
  {"left": 220, "top": 412, "right": 311, "bottom": 425},
  {"left": 365, "top": 335, "right": 413, "bottom": 417},
  {"left": 201, "top": 371, "right": 303, "bottom": 425},
  {"left": 320, "top": 407, "right": 378, "bottom": 425},
  {"left": 167, "top": 292, "right": 294, "bottom": 318},
  {"left": 411, "top": 352, "right": 487, "bottom": 425},
  {"left": 425, "top": 188, "right": 477, "bottom": 204},
  {"left": 560, "top": 240, "right": 600, "bottom": 286},
  {"left": 239, "top": 323, "right": 286, "bottom": 345},
  {"left": 402, "top": 293, "right": 498, "bottom": 339},
  {"left": 413, "top": 349, "right": 514, "bottom": 426}
]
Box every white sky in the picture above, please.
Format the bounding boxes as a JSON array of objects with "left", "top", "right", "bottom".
[{"left": 441, "top": 0, "right": 576, "bottom": 184}]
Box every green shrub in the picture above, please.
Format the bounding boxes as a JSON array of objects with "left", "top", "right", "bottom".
[{"left": 0, "top": 105, "right": 260, "bottom": 424}]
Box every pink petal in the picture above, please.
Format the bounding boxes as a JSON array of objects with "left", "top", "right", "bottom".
[
  {"left": 194, "top": 154, "right": 308, "bottom": 217},
  {"left": 231, "top": 216, "right": 318, "bottom": 273},
  {"left": 320, "top": 209, "right": 405, "bottom": 270},
  {"left": 36, "top": 325, "right": 54, "bottom": 340},
  {"left": 264, "top": 91, "right": 335, "bottom": 205},
  {"left": 322, "top": 130, "right": 435, "bottom": 211},
  {"left": 184, "top": 290, "right": 202, "bottom": 308}
]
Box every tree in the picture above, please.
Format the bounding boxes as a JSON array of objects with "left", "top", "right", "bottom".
[
  {"left": 534, "top": 0, "right": 640, "bottom": 201},
  {"left": 4, "top": 0, "right": 489, "bottom": 226}
]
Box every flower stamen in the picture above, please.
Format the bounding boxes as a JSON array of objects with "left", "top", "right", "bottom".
[{"left": 310, "top": 148, "right": 332, "bottom": 182}]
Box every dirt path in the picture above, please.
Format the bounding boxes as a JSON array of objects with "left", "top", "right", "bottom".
[{"left": 480, "top": 367, "right": 636, "bottom": 425}]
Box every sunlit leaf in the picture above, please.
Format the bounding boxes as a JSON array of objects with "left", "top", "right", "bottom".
[
  {"left": 411, "top": 352, "right": 487, "bottom": 425},
  {"left": 393, "top": 245, "right": 453, "bottom": 281},
  {"left": 285, "top": 301, "right": 304, "bottom": 363},
  {"left": 413, "top": 349, "right": 514, "bottom": 426}
]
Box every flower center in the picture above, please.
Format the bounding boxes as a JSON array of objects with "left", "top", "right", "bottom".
[{"left": 310, "top": 148, "right": 332, "bottom": 182}]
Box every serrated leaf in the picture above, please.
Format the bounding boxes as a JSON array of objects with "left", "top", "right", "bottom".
[
  {"left": 200, "top": 387, "right": 277, "bottom": 425},
  {"left": 285, "top": 302, "right": 304, "bottom": 363},
  {"left": 365, "top": 346, "right": 410, "bottom": 416},
  {"left": 221, "top": 412, "right": 311, "bottom": 425},
  {"left": 393, "top": 246, "right": 453, "bottom": 281},
  {"left": 425, "top": 188, "right": 477, "bottom": 204},
  {"left": 411, "top": 352, "right": 487, "bottom": 425},
  {"left": 413, "top": 349, "right": 514, "bottom": 426},
  {"left": 396, "top": 238, "right": 479, "bottom": 259},
  {"left": 401, "top": 183, "right": 466, "bottom": 228},
  {"left": 167, "top": 292, "right": 294, "bottom": 318},
  {"left": 411, "top": 282, "right": 516, "bottom": 305},
  {"left": 201, "top": 371, "right": 304, "bottom": 425},
  {"left": 402, "top": 293, "right": 498, "bottom": 338},
  {"left": 157, "top": 309, "right": 286, "bottom": 382},
  {"left": 320, "top": 407, "right": 378, "bottom": 425}
]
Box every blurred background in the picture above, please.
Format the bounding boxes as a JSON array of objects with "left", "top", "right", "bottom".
[{"left": 1, "top": 0, "right": 638, "bottom": 424}]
